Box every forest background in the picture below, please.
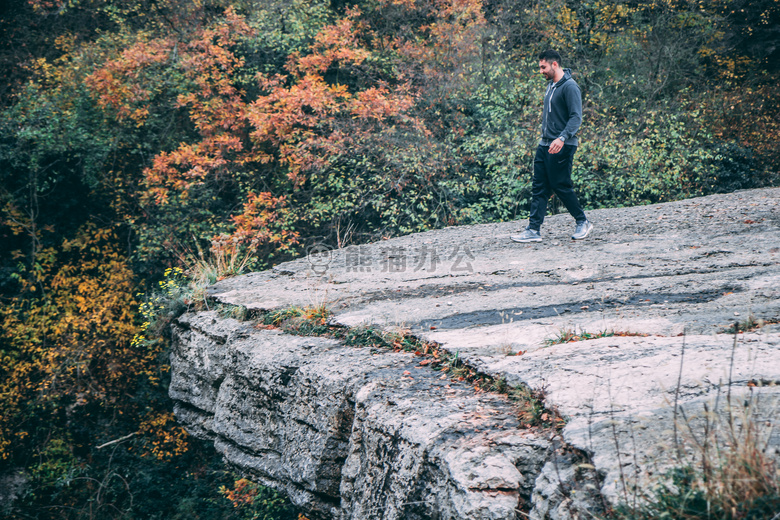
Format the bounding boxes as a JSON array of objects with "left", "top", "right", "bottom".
[{"left": 0, "top": 0, "right": 778, "bottom": 518}]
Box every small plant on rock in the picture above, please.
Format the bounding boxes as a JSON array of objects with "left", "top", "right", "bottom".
[
  {"left": 132, "top": 267, "right": 195, "bottom": 348},
  {"left": 262, "top": 305, "right": 331, "bottom": 336},
  {"left": 720, "top": 314, "right": 778, "bottom": 334},
  {"left": 544, "top": 327, "right": 649, "bottom": 347}
]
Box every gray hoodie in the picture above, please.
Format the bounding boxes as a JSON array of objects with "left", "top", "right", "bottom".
[{"left": 539, "top": 68, "right": 582, "bottom": 147}]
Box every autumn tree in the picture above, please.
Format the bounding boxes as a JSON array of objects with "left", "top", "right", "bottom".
[{"left": 0, "top": 0, "right": 778, "bottom": 518}]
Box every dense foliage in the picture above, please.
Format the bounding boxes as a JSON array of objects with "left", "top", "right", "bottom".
[{"left": 1, "top": 0, "right": 778, "bottom": 517}]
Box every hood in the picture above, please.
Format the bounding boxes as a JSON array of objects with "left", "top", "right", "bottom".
[{"left": 551, "top": 68, "right": 573, "bottom": 86}]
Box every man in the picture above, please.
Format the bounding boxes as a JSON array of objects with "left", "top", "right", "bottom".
[{"left": 511, "top": 50, "right": 592, "bottom": 243}]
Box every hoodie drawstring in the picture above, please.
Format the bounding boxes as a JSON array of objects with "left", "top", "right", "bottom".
[{"left": 549, "top": 86, "right": 557, "bottom": 112}]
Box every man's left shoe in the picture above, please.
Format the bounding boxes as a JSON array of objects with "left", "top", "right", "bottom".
[
  {"left": 510, "top": 228, "right": 542, "bottom": 243},
  {"left": 572, "top": 220, "right": 593, "bottom": 240}
]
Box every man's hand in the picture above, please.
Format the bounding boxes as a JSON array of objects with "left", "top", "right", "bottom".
[{"left": 549, "top": 138, "right": 564, "bottom": 154}]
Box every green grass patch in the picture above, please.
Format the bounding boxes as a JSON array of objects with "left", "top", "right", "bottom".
[
  {"left": 260, "top": 305, "right": 331, "bottom": 336},
  {"left": 545, "top": 328, "right": 650, "bottom": 347}
]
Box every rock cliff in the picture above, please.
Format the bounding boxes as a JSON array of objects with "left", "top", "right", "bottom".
[{"left": 170, "top": 188, "right": 780, "bottom": 519}]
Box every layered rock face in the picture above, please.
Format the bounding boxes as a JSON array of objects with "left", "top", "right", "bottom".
[
  {"left": 170, "top": 188, "right": 780, "bottom": 519},
  {"left": 170, "top": 313, "right": 574, "bottom": 519}
]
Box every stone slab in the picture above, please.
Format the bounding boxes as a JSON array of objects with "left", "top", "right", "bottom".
[{"left": 200, "top": 188, "right": 780, "bottom": 515}]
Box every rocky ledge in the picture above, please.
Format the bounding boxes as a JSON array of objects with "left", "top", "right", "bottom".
[{"left": 171, "top": 188, "right": 780, "bottom": 519}]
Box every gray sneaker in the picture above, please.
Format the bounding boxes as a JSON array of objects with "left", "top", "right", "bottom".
[
  {"left": 572, "top": 220, "right": 593, "bottom": 240},
  {"left": 510, "top": 228, "right": 542, "bottom": 243}
]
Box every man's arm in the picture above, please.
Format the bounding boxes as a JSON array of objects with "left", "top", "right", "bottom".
[
  {"left": 549, "top": 82, "right": 582, "bottom": 154},
  {"left": 560, "top": 82, "right": 582, "bottom": 142}
]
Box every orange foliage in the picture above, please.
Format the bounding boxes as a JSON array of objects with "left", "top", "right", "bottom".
[
  {"left": 86, "top": 8, "right": 297, "bottom": 251},
  {"left": 87, "top": 7, "right": 427, "bottom": 249},
  {"left": 0, "top": 225, "right": 158, "bottom": 461},
  {"left": 86, "top": 38, "right": 176, "bottom": 124},
  {"left": 141, "top": 8, "right": 254, "bottom": 203},
  {"left": 246, "top": 12, "right": 423, "bottom": 185},
  {"left": 391, "top": 0, "right": 487, "bottom": 84},
  {"left": 138, "top": 411, "right": 190, "bottom": 460},
  {"left": 377, "top": 0, "right": 417, "bottom": 7},
  {"left": 220, "top": 478, "right": 259, "bottom": 508},
  {"left": 291, "top": 9, "right": 371, "bottom": 75},
  {"left": 85, "top": 8, "right": 253, "bottom": 200},
  {"left": 231, "top": 192, "right": 294, "bottom": 243}
]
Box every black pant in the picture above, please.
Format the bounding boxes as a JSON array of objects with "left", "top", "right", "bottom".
[{"left": 528, "top": 144, "right": 586, "bottom": 231}]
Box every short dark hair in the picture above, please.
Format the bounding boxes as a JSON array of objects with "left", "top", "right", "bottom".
[{"left": 538, "top": 50, "right": 562, "bottom": 66}]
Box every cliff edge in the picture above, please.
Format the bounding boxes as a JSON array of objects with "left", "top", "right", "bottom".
[{"left": 171, "top": 188, "right": 780, "bottom": 519}]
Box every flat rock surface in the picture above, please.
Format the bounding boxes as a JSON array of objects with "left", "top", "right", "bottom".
[{"left": 205, "top": 188, "right": 780, "bottom": 512}]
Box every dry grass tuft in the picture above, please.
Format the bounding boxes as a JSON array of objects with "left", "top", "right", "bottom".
[{"left": 611, "top": 332, "right": 780, "bottom": 519}]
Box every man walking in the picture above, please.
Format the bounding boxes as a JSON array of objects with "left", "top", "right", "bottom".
[{"left": 511, "top": 50, "right": 592, "bottom": 243}]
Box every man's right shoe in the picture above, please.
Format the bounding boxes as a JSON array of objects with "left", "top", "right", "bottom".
[{"left": 510, "top": 228, "right": 542, "bottom": 243}]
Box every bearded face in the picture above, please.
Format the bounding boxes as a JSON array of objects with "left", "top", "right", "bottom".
[{"left": 539, "top": 59, "right": 557, "bottom": 81}]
